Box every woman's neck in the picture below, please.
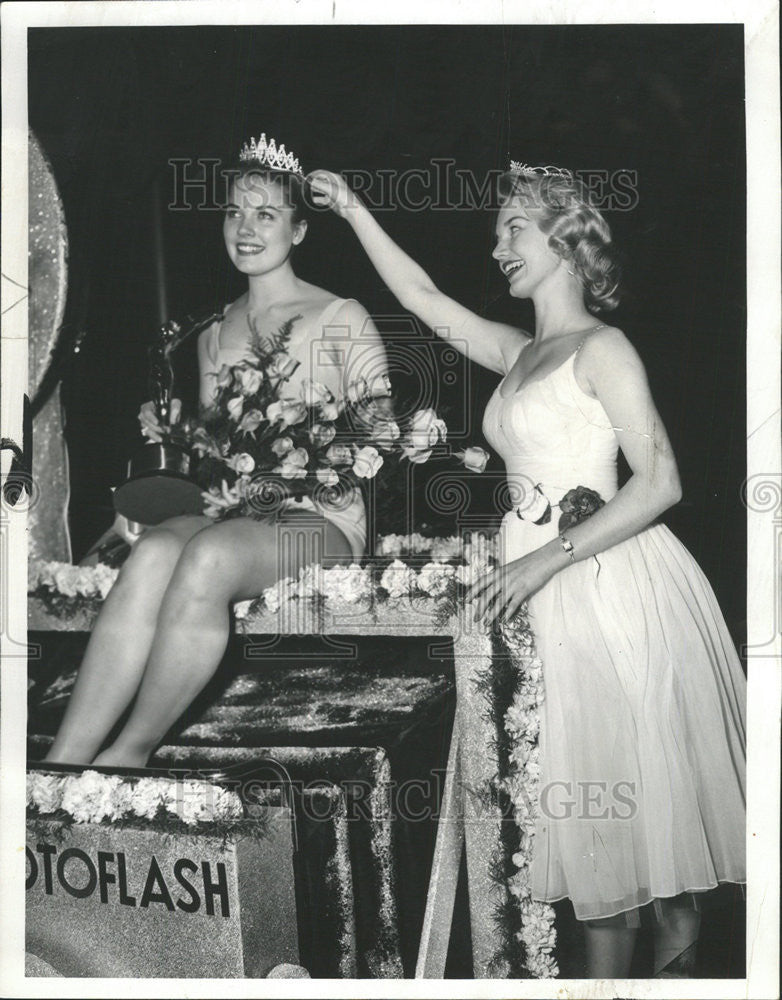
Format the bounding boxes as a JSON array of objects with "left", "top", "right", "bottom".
[
  {"left": 531, "top": 280, "right": 597, "bottom": 343},
  {"left": 246, "top": 263, "right": 301, "bottom": 312}
]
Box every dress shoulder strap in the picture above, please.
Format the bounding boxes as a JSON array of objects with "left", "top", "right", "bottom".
[{"left": 313, "top": 296, "right": 356, "bottom": 333}]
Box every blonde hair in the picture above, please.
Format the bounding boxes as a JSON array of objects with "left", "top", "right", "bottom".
[{"left": 498, "top": 171, "right": 622, "bottom": 312}]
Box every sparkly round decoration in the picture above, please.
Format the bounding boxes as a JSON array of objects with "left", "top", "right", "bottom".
[
  {"left": 27, "top": 131, "right": 72, "bottom": 562},
  {"left": 28, "top": 130, "right": 68, "bottom": 398}
]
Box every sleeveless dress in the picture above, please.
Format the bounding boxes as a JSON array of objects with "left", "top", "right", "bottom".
[
  {"left": 482, "top": 341, "right": 746, "bottom": 921},
  {"left": 204, "top": 298, "right": 367, "bottom": 561}
]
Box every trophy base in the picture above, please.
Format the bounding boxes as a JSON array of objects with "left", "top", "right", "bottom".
[{"left": 114, "top": 471, "right": 203, "bottom": 526}]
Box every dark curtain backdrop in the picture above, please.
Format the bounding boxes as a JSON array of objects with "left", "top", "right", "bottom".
[{"left": 28, "top": 24, "right": 746, "bottom": 643}]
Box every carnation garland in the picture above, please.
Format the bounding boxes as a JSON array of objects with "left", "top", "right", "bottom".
[{"left": 27, "top": 768, "right": 245, "bottom": 833}]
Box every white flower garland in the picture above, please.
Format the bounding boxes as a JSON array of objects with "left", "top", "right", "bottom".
[
  {"left": 29, "top": 560, "right": 119, "bottom": 600},
  {"left": 499, "top": 619, "right": 559, "bottom": 978},
  {"left": 27, "top": 769, "right": 244, "bottom": 827}
]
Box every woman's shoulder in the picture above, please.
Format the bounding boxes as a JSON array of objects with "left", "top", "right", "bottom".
[
  {"left": 580, "top": 324, "right": 638, "bottom": 365},
  {"left": 576, "top": 324, "right": 648, "bottom": 390},
  {"left": 298, "top": 283, "right": 364, "bottom": 320}
]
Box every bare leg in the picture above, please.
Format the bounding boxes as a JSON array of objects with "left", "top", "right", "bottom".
[
  {"left": 44, "top": 515, "right": 211, "bottom": 765},
  {"left": 653, "top": 894, "right": 700, "bottom": 977},
  {"left": 584, "top": 912, "right": 638, "bottom": 978},
  {"left": 93, "top": 514, "right": 352, "bottom": 768}
]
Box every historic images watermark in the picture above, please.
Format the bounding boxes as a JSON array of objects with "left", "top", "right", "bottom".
[{"left": 166, "top": 157, "right": 640, "bottom": 214}]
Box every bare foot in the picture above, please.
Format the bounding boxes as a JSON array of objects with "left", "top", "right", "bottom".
[{"left": 91, "top": 745, "right": 150, "bottom": 769}]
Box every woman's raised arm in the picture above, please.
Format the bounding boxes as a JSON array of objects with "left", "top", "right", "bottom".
[{"left": 307, "top": 171, "right": 529, "bottom": 374}]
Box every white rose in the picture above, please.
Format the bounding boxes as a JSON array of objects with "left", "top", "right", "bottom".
[
  {"left": 271, "top": 436, "right": 294, "bottom": 456},
  {"left": 368, "top": 372, "right": 392, "bottom": 397},
  {"left": 301, "top": 378, "right": 333, "bottom": 406},
  {"left": 238, "top": 408, "right": 264, "bottom": 434},
  {"left": 237, "top": 366, "right": 264, "bottom": 395},
  {"left": 278, "top": 401, "right": 307, "bottom": 427},
  {"left": 228, "top": 452, "right": 256, "bottom": 474},
  {"left": 408, "top": 408, "right": 447, "bottom": 448},
  {"left": 459, "top": 446, "right": 490, "bottom": 473},
  {"left": 268, "top": 353, "right": 300, "bottom": 380},
  {"left": 227, "top": 396, "right": 244, "bottom": 421},
  {"left": 309, "top": 422, "right": 336, "bottom": 448},
  {"left": 401, "top": 441, "right": 433, "bottom": 465},
  {"left": 319, "top": 399, "right": 341, "bottom": 421},
  {"left": 325, "top": 443, "right": 352, "bottom": 466},
  {"left": 352, "top": 445, "right": 383, "bottom": 479},
  {"left": 380, "top": 559, "right": 417, "bottom": 599},
  {"left": 371, "top": 419, "right": 401, "bottom": 449},
  {"left": 278, "top": 448, "right": 308, "bottom": 479},
  {"left": 316, "top": 466, "right": 339, "bottom": 487},
  {"left": 233, "top": 599, "right": 253, "bottom": 620}
]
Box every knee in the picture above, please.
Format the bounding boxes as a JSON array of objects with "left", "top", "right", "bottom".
[
  {"left": 120, "top": 527, "right": 186, "bottom": 581},
  {"left": 173, "top": 529, "right": 233, "bottom": 599}
]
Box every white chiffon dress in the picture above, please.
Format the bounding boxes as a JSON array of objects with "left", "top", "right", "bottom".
[{"left": 482, "top": 341, "right": 746, "bottom": 921}]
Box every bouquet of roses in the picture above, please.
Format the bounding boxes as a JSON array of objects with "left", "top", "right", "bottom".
[{"left": 175, "top": 316, "right": 490, "bottom": 522}]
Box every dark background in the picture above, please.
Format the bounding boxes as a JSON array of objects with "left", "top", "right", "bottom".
[{"left": 29, "top": 24, "right": 746, "bottom": 646}]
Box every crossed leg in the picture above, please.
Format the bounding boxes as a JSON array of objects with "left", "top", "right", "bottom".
[{"left": 46, "top": 511, "right": 352, "bottom": 768}]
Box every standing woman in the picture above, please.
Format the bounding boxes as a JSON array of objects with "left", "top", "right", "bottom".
[
  {"left": 45, "top": 136, "right": 389, "bottom": 769},
  {"left": 308, "top": 164, "right": 746, "bottom": 978}
]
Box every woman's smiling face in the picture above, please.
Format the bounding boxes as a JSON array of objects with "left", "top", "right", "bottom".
[
  {"left": 492, "top": 195, "right": 561, "bottom": 299},
  {"left": 223, "top": 173, "right": 306, "bottom": 276}
]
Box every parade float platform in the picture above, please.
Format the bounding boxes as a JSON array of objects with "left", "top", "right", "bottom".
[{"left": 27, "top": 596, "right": 468, "bottom": 979}]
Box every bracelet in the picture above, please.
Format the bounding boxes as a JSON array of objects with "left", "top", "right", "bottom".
[{"left": 559, "top": 532, "right": 576, "bottom": 563}]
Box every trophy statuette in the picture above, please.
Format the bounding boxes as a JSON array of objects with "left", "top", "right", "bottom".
[{"left": 113, "top": 315, "right": 220, "bottom": 526}]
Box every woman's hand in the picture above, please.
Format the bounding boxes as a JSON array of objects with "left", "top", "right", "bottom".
[
  {"left": 465, "top": 546, "right": 560, "bottom": 625},
  {"left": 138, "top": 398, "right": 181, "bottom": 442},
  {"left": 306, "top": 170, "right": 361, "bottom": 219}
]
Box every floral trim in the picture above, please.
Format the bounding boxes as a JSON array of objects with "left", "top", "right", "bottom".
[
  {"left": 27, "top": 769, "right": 244, "bottom": 829},
  {"left": 29, "top": 535, "right": 499, "bottom": 623},
  {"left": 499, "top": 618, "right": 559, "bottom": 978}
]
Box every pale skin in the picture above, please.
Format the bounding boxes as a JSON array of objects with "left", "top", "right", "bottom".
[
  {"left": 46, "top": 174, "right": 388, "bottom": 770},
  {"left": 308, "top": 170, "right": 695, "bottom": 977}
]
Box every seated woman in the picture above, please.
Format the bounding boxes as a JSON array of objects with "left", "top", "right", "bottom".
[{"left": 45, "top": 135, "right": 389, "bottom": 769}]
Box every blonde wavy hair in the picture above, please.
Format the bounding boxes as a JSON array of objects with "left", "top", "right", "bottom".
[{"left": 498, "top": 170, "right": 623, "bottom": 313}]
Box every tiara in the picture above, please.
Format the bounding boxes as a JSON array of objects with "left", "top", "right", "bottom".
[
  {"left": 239, "top": 134, "right": 304, "bottom": 177},
  {"left": 509, "top": 160, "right": 573, "bottom": 181}
]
